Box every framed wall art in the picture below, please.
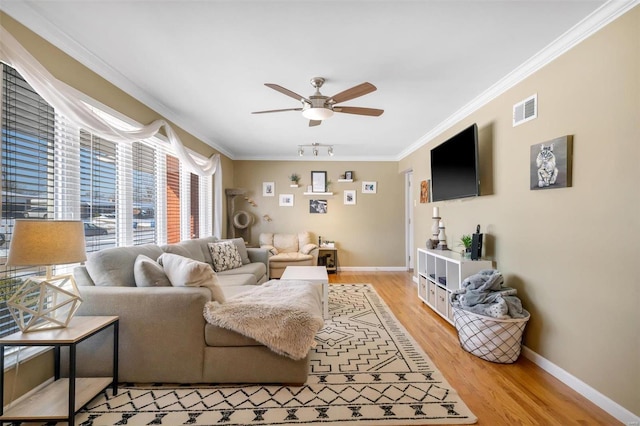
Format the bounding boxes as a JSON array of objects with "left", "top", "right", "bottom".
[
  {"left": 262, "top": 182, "right": 275, "bottom": 197},
  {"left": 420, "top": 180, "right": 430, "bottom": 203},
  {"left": 530, "top": 135, "right": 573, "bottom": 190},
  {"left": 309, "top": 199, "right": 327, "bottom": 214},
  {"left": 344, "top": 190, "right": 356, "bottom": 205},
  {"left": 279, "top": 194, "right": 294, "bottom": 207},
  {"left": 362, "top": 181, "right": 377, "bottom": 194},
  {"left": 311, "top": 171, "right": 327, "bottom": 192}
]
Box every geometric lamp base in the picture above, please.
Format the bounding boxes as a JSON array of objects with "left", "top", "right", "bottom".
[{"left": 7, "top": 274, "right": 83, "bottom": 333}]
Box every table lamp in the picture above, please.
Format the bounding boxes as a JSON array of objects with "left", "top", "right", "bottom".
[{"left": 6, "top": 220, "right": 87, "bottom": 332}]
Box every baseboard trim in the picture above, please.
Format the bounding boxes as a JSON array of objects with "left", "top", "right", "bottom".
[
  {"left": 338, "top": 266, "right": 409, "bottom": 272},
  {"left": 521, "top": 346, "right": 639, "bottom": 424}
]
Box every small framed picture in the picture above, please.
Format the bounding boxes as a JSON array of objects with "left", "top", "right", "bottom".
[
  {"left": 362, "top": 181, "right": 377, "bottom": 194},
  {"left": 344, "top": 171, "right": 353, "bottom": 180},
  {"left": 309, "top": 199, "right": 327, "bottom": 214},
  {"left": 262, "top": 182, "right": 275, "bottom": 197},
  {"left": 279, "top": 194, "right": 294, "bottom": 207},
  {"left": 344, "top": 190, "right": 356, "bottom": 205},
  {"left": 311, "top": 171, "right": 327, "bottom": 192}
]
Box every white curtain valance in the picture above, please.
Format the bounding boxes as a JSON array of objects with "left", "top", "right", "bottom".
[{"left": 0, "top": 25, "right": 222, "bottom": 237}]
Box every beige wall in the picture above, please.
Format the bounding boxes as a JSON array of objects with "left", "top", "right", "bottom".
[
  {"left": 233, "top": 161, "right": 406, "bottom": 267},
  {"left": 400, "top": 7, "right": 640, "bottom": 416}
]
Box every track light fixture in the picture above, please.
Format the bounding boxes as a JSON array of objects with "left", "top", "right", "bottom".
[{"left": 297, "top": 142, "right": 334, "bottom": 157}]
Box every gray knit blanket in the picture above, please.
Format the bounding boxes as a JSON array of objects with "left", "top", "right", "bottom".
[
  {"left": 450, "top": 269, "right": 526, "bottom": 319},
  {"left": 203, "top": 280, "right": 324, "bottom": 360}
]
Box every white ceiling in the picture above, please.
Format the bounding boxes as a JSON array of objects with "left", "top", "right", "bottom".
[{"left": 2, "top": 0, "right": 621, "bottom": 161}]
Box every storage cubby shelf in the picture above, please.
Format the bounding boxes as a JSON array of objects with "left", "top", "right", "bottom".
[{"left": 417, "top": 248, "right": 492, "bottom": 324}]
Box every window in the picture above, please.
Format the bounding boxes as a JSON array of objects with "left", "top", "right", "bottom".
[{"left": 0, "top": 64, "right": 213, "bottom": 340}]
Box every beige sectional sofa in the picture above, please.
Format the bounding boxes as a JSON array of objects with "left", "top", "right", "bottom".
[
  {"left": 260, "top": 231, "right": 319, "bottom": 278},
  {"left": 67, "top": 236, "right": 322, "bottom": 384}
]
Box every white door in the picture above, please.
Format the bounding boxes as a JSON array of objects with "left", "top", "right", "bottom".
[{"left": 406, "top": 170, "right": 414, "bottom": 270}]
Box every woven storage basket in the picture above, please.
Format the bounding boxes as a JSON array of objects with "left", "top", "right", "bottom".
[{"left": 452, "top": 306, "right": 530, "bottom": 364}]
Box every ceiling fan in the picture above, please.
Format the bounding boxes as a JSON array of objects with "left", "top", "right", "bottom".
[{"left": 252, "top": 77, "right": 384, "bottom": 127}]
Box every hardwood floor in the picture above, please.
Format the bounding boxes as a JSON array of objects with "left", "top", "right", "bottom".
[{"left": 328, "top": 271, "right": 620, "bottom": 426}]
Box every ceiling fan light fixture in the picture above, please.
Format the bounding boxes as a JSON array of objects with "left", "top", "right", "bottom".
[
  {"left": 313, "top": 147, "right": 319, "bottom": 156},
  {"left": 328, "top": 146, "right": 334, "bottom": 156},
  {"left": 298, "top": 148, "right": 304, "bottom": 156},
  {"left": 302, "top": 107, "right": 334, "bottom": 121}
]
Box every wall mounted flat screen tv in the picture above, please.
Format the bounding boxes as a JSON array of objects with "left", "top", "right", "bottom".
[{"left": 430, "top": 123, "right": 479, "bottom": 202}]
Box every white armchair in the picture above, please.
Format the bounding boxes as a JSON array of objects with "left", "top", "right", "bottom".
[{"left": 259, "top": 231, "right": 319, "bottom": 278}]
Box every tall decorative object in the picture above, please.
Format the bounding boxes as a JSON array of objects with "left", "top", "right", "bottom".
[
  {"left": 6, "top": 220, "right": 87, "bottom": 332},
  {"left": 437, "top": 220, "right": 448, "bottom": 250},
  {"left": 225, "top": 188, "right": 252, "bottom": 241},
  {"left": 430, "top": 206, "right": 441, "bottom": 248}
]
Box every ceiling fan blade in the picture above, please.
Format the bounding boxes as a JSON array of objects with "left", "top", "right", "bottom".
[
  {"left": 334, "top": 106, "right": 384, "bottom": 116},
  {"left": 265, "top": 83, "right": 310, "bottom": 103},
  {"left": 309, "top": 120, "right": 322, "bottom": 127},
  {"left": 251, "top": 108, "right": 303, "bottom": 114},
  {"left": 329, "top": 82, "right": 377, "bottom": 104}
]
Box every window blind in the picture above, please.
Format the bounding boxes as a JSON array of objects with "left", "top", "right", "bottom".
[
  {"left": 132, "top": 141, "right": 157, "bottom": 245},
  {"left": 190, "top": 173, "right": 200, "bottom": 239},
  {"left": 165, "top": 154, "right": 181, "bottom": 244},
  {"left": 80, "top": 130, "right": 117, "bottom": 253},
  {"left": 1, "top": 65, "right": 55, "bottom": 337}
]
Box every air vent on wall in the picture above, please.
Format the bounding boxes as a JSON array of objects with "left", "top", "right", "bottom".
[{"left": 513, "top": 94, "right": 537, "bottom": 126}]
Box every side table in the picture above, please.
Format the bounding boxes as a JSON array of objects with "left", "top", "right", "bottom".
[
  {"left": 0, "top": 315, "right": 119, "bottom": 426},
  {"left": 318, "top": 247, "right": 338, "bottom": 274}
]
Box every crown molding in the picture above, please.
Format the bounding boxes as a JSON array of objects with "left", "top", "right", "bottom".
[{"left": 396, "top": 0, "right": 640, "bottom": 161}]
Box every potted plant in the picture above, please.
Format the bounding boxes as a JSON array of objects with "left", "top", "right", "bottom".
[
  {"left": 289, "top": 173, "right": 300, "bottom": 187},
  {"left": 459, "top": 234, "right": 472, "bottom": 258}
]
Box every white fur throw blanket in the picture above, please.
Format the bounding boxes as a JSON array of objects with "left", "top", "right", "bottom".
[{"left": 203, "top": 280, "right": 324, "bottom": 360}]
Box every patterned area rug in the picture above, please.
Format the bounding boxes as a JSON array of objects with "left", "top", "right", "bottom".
[{"left": 77, "top": 284, "right": 477, "bottom": 425}]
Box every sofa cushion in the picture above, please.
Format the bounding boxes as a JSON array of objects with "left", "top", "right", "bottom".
[
  {"left": 162, "top": 236, "right": 219, "bottom": 266},
  {"left": 85, "top": 244, "right": 164, "bottom": 287},
  {"left": 274, "top": 233, "right": 299, "bottom": 253},
  {"left": 269, "top": 252, "right": 314, "bottom": 263},
  {"left": 134, "top": 254, "right": 171, "bottom": 287},
  {"left": 217, "top": 262, "right": 266, "bottom": 283},
  {"left": 158, "top": 253, "right": 225, "bottom": 303},
  {"left": 298, "top": 231, "right": 312, "bottom": 247},
  {"left": 259, "top": 232, "right": 273, "bottom": 247},
  {"left": 216, "top": 273, "right": 258, "bottom": 287},
  {"left": 208, "top": 241, "right": 243, "bottom": 272}
]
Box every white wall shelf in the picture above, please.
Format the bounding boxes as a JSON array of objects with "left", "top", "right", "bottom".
[
  {"left": 337, "top": 179, "right": 353, "bottom": 183},
  {"left": 303, "top": 192, "right": 333, "bottom": 196}
]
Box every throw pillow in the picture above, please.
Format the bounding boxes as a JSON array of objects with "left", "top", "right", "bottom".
[
  {"left": 158, "top": 253, "right": 225, "bottom": 303},
  {"left": 300, "top": 243, "right": 318, "bottom": 255},
  {"left": 225, "top": 238, "right": 250, "bottom": 265},
  {"left": 208, "top": 241, "right": 243, "bottom": 272},
  {"left": 133, "top": 254, "right": 171, "bottom": 287},
  {"left": 261, "top": 245, "right": 279, "bottom": 255}
]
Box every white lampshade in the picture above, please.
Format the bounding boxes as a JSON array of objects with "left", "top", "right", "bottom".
[
  {"left": 7, "top": 220, "right": 87, "bottom": 267},
  {"left": 302, "top": 107, "right": 334, "bottom": 121}
]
